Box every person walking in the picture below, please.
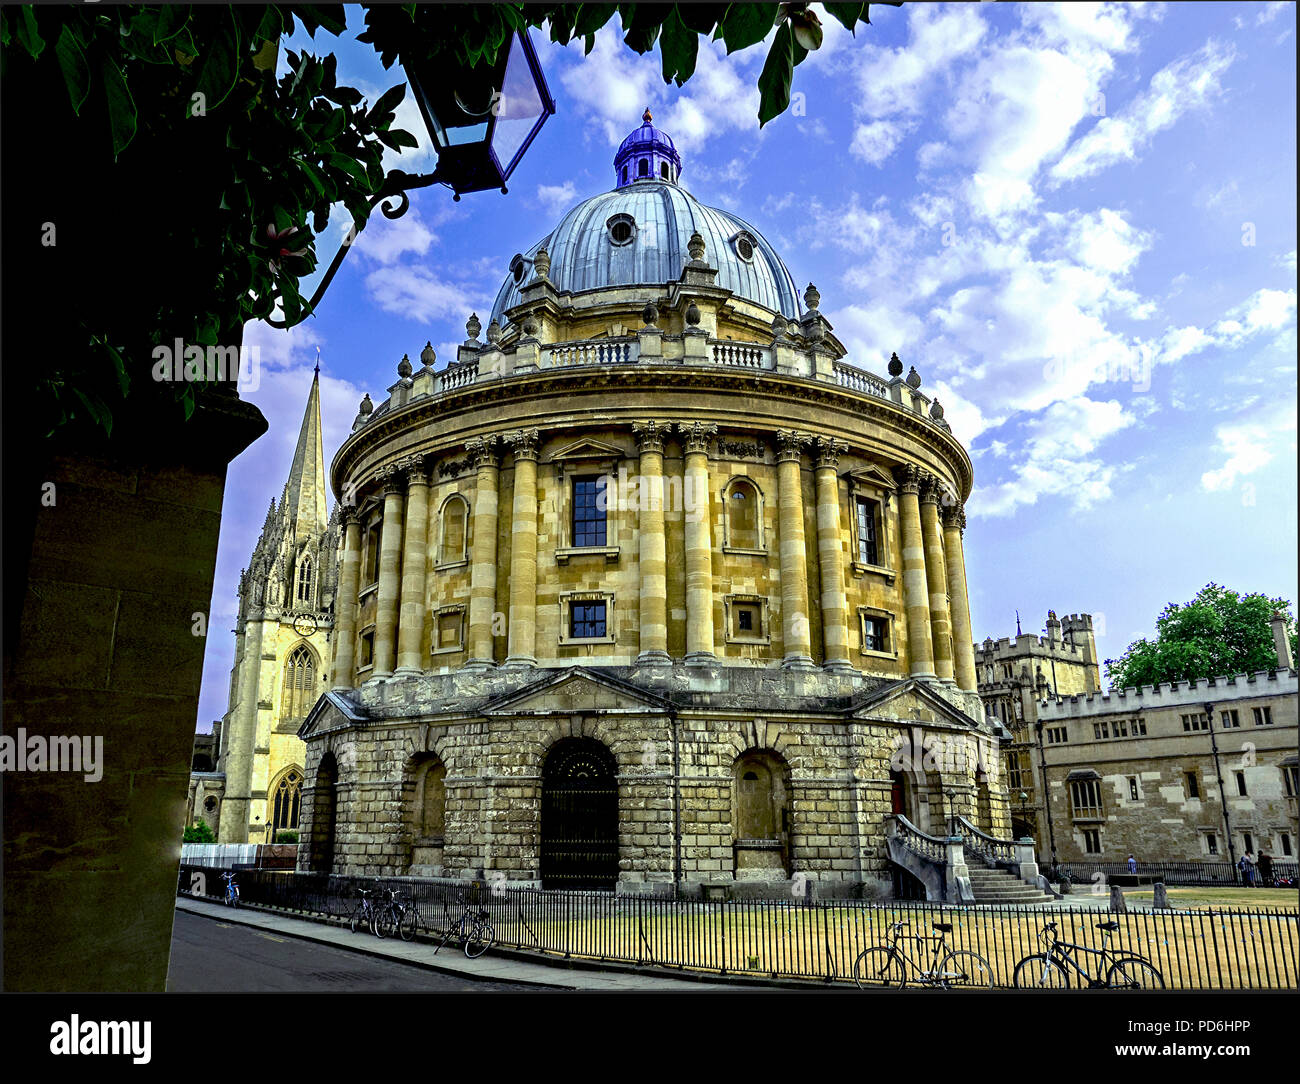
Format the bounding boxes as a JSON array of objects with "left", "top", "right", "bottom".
[{"left": 1258, "top": 850, "right": 1274, "bottom": 887}]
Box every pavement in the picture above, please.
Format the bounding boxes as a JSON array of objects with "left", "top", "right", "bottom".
[{"left": 174, "top": 897, "right": 819, "bottom": 992}]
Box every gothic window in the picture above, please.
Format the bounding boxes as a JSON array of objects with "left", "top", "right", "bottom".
[
  {"left": 855, "top": 497, "right": 881, "bottom": 565},
  {"left": 725, "top": 479, "right": 761, "bottom": 549},
  {"left": 272, "top": 768, "right": 303, "bottom": 832},
  {"left": 572, "top": 476, "right": 607, "bottom": 547},
  {"left": 439, "top": 495, "right": 469, "bottom": 565},
  {"left": 296, "top": 556, "right": 313, "bottom": 604},
  {"left": 281, "top": 645, "right": 317, "bottom": 719}
]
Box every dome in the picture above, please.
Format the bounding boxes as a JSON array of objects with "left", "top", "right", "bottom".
[{"left": 489, "top": 114, "right": 804, "bottom": 327}]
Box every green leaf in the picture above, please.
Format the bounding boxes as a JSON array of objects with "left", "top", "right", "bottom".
[
  {"left": 658, "top": 7, "right": 698, "bottom": 86},
  {"left": 719, "top": 3, "right": 778, "bottom": 54},
  {"left": 756, "top": 22, "right": 794, "bottom": 127},
  {"left": 55, "top": 25, "right": 91, "bottom": 114},
  {"left": 100, "top": 57, "right": 137, "bottom": 157},
  {"left": 822, "top": 3, "right": 867, "bottom": 33},
  {"left": 14, "top": 5, "right": 45, "bottom": 59},
  {"left": 194, "top": 7, "right": 240, "bottom": 111}
]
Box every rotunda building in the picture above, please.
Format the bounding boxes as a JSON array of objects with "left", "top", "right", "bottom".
[{"left": 296, "top": 115, "right": 1011, "bottom": 898}]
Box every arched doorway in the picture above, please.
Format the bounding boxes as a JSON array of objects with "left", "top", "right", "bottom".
[
  {"left": 540, "top": 738, "right": 618, "bottom": 890},
  {"left": 309, "top": 751, "right": 338, "bottom": 873}
]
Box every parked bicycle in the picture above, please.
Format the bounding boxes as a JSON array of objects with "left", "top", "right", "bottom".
[
  {"left": 1013, "top": 920, "right": 1164, "bottom": 989},
  {"left": 853, "top": 920, "right": 992, "bottom": 989},
  {"left": 435, "top": 893, "right": 495, "bottom": 959},
  {"left": 221, "top": 871, "right": 240, "bottom": 908}
]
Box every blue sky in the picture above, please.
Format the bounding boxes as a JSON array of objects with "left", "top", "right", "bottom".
[{"left": 197, "top": 2, "right": 1297, "bottom": 728}]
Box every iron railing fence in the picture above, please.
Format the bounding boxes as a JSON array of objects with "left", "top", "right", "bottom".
[
  {"left": 178, "top": 866, "right": 1298, "bottom": 990},
  {"left": 1050, "top": 861, "right": 1299, "bottom": 887}
]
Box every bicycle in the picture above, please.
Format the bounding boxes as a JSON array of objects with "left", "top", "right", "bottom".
[
  {"left": 435, "top": 893, "right": 495, "bottom": 960},
  {"left": 221, "top": 871, "right": 240, "bottom": 908},
  {"left": 853, "top": 920, "right": 992, "bottom": 989},
  {"left": 1012, "top": 920, "right": 1164, "bottom": 989}
]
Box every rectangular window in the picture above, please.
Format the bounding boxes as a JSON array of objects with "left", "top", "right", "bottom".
[
  {"left": 1252, "top": 706, "right": 1273, "bottom": 726},
  {"left": 1132, "top": 717, "right": 1147, "bottom": 736},
  {"left": 1128, "top": 777, "right": 1140, "bottom": 801},
  {"left": 1182, "top": 713, "right": 1208, "bottom": 732},
  {"left": 855, "top": 498, "right": 880, "bottom": 565},
  {"left": 1236, "top": 771, "right": 1248, "bottom": 797},
  {"left": 1046, "top": 726, "right": 1068, "bottom": 745},
  {"left": 1221, "top": 709, "right": 1240, "bottom": 729},
  {"left": 1083, "top": 828, "right": 1101, "bottom": 854},
  {"left": 569, "top": 600, "right": 607, "bottom": 639},
  {"left": 1186, "top": 771, "right": 1200, "bottom": 799},
  {"left": 863, "top": 615, "right": 889, "bottom": 653},
  {"left": 572, "top": 476, "right": 608, "bottom": 548}
]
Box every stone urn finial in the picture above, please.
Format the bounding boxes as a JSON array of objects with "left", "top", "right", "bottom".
[
  {"left": 688, "top": 231, "right": 706, "bottom": 262},
  {"left": 804, "top": 282, "right": 820, "bottom": 310},
  {"left": 685, "top": 301, "right": 701, "bottom": 326},
  {"left": 906, "top": 365, "right": 922, "bottom": 389},
  {"left": 486, "top": 319, "right": 502, "bottom": 344},
  {"left": 420, "top": 341, "right": 436, "bottom": 368},
  {"left": 534, "top": 246, "right": 551, "bottom": 280},
  {"left": 466, "top": 313, "right": 482, "bottom": 342},
  {"left": 397, "top": 352, "right": 413, "bottom": 378},
  {"left": 642, "top": 300, "right": 659, "bottom": 327},
  {"left": 888, "top": 351, "right": 903, "bottom": 377}
]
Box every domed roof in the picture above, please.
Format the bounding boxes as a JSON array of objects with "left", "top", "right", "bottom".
[{"left": 488, "top": 114, "right": 803, "bottom": 327}]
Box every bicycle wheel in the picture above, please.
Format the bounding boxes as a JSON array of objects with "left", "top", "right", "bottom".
[
  {"left": 938, "top": 950, "right": 992, "bottom": 989},
  {"left": 374, "top": 905, "right": 396, "bottom": 939},
  {"left": 399, "top": 906, "right": 419, "bottom": 943},
  {"left": 464, "top": 917, "right": 494, "bottom": 959},
  {"left": 1106, "top": 956, "right": 1164, "bottom": 989},
  {"left": 1012, "top": 953, "right": 1071, "bottom": 989},
  {"left": 853, "top": 947, "right": 907, "bottom": 989}
]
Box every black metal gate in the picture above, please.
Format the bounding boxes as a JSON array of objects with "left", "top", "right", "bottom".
[{"left": 540, "top": 738, "right": 618, "bottom": 890}]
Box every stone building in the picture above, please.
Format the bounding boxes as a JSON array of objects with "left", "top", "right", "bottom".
[
  {"left": 1037, "top": 619, "right": 1298, "bottom": 866},
  {"left": 212, "top": 366, "right": 339, "bottom": 843},
  {"left": 975, "top": 610, "right": 1101, "bottom": 845},
  {"left": 295, "top": 113, "right": 1011, "bottom": 898}
]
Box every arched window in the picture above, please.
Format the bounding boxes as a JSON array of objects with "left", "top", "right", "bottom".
[
  {"left": 281, "top": 644, "right": 317, "bottom": 720},
  {"left": 272, "top": 768, "right": 303, "bottom": 832},
  {"left": 726, "top": 478, "right": 760, "bottom": 549},
  {"left": 440, "top": 495, "right": 469, "bottom": 565},
  {"left": 296, "top": 556, "right": 313, "bottom": 603},
  {"left": 638, "top": 158, "right": 649, "bottom": 177}
]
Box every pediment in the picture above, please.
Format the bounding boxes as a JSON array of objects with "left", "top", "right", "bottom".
[
  {"left": 845, "top": 463, "right": 896, "bottom": 491},
  {"left": 850, "top": 678, "right": 981, "bottom": 729},
  {"left": 485, "top": 667, "right": 672, "bottom": 716},
  {"left": 549, "top": 437, "right": 626, "bottom": 462}
]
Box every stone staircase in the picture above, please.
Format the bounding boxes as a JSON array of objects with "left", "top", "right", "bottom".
[{"left": 963, "top": 861, "right": 1055, "bottom": 905}]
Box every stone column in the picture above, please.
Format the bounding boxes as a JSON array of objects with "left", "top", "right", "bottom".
[
  {"left": 813, "top": 437, "right": 852, "bottom": 673},
  {"left": 633, "top": 421, "right": 672, "bottom": 665},
  {"left": 395, "top": 456, "right": 430, "bottom": 674},
  {"left": 678, "top": 421, "right": 717, "bottom": 665},
  {"left": 943, "top": 503, "right": 978, "bottom": 692},
  {"left": 465, "top": 437, "right": 501, "bottom": 669},
  {"left": 504, "top": 428, "right": 540, "bottom": 668},
  {"left": 894, "top": 465, "right": 936, "bottom": 678},
  {"left": 776, "top": 430, "right": 815, "bottom": 670},
  {"left": 372, "top": 465, "right": 406, "bottom": 678},
  {"left": 919, "top": 474, "right": 955, "bottom": 684},
  {"left": 331, "top": 507, "right": 362, "bottom": 689}
]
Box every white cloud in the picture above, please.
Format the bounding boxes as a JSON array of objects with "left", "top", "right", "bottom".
[{"left": 1050, "top": 40, "right": 1236, "bottom": 185}]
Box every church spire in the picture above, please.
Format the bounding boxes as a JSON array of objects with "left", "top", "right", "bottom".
[{"left": 282, "top": 364, "right": 329, "bottom": 540}]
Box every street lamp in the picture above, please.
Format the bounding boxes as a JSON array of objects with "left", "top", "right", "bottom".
[{"left": 271, "top": 28, "right": 555, "bottom": 326}]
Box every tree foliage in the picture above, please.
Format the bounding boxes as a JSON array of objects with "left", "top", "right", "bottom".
[
  {"left": 1105, "top": 583, "right": 1296, "bottom": 689},
  {"left": 2, "top": 3, "right": 888, "bottom": 441}
]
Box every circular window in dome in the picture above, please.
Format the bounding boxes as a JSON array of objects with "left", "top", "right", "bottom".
[
  {"left": 510, "top": 254, "right": 527, "bottom": 284},
  {"left": 733, "top": 233, "right": 756, "bottom": 262},
  {"left": 607, "top": 213, "right": 636, "bottom": 247}
]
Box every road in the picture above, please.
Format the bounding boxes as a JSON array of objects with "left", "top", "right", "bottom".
[{"left": 166, "top": 909, "right": 537, "bottom": 992}]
